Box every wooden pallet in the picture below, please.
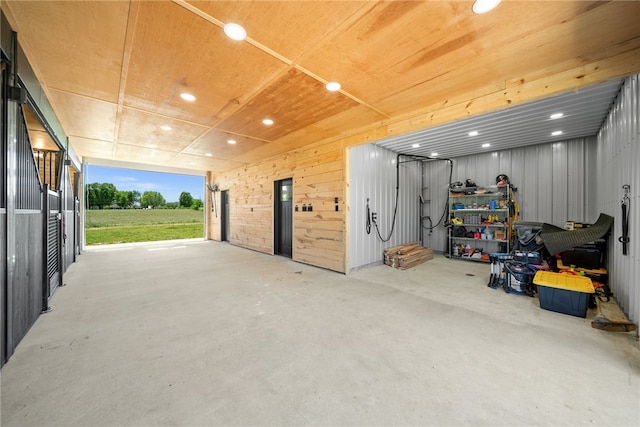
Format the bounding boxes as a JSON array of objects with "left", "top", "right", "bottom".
[{"left": 384, "top": 242, "right": 433, "bottom": 270}]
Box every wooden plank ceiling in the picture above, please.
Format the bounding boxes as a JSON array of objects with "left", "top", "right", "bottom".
[{"left": 3, "top": 0, "right": 640, "bottom": 173}]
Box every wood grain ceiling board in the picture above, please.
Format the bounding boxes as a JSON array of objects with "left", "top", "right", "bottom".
[
  {"left": 294, "top": 1, "right": 474, "bottom": 109},
  {"left": 27, "top": 130, "right": 58, "bottom": 151},
  {"left": 123, "top": 1, "right": 288, "bottom": 126},
  {"left": 4, "top": 1, "right": 129, "bottom": 102},
  {"left": 276, "top": 104, "right": 387, "bottom": 150},
  {"left": 70, "top": 137, "right": 114, "bottom": 159},
  {"left": 116, "top": 107, "right": 208, "bottom": 152},
  {"left": 184, "top": 0, "right": 370, "bottom": 61},
  {"left": 171, "top": 153, "right": 246, "bottom": 172},
  {"left": 374, "top": 2, "right": 640, "bottom": 116},
  {"left": 48, "top": 90, "right": 117, "bottom": 143},
  {"left": 230, "top": 141, "right": 290, "bottom": 165},
  {"left": 183, "top": 129, "right": 267, "bottom": 160},
  {"left": 216, "top": 68, "right": 360, "bottom": 141},
  {"left": 297, "top": 1, "right": 635, "bottom": 116},
  {"left": 115, "top": 144, "right": 178, "bottom": 165},
  {"left": 23, "top": 106, "right": 58, "bottom": 150}
]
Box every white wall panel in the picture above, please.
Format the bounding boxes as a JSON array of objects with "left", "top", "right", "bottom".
[
  {"left": 421, "top": 159, "right": 453, "bottom": 253},
  {"left": 348, "top": 145, "right": 421, "bottom": 271},
  {"left": 552, "top": 142, "right": 568, "bottom": 225},
  {"left": 596, "top": 74, "right": 639, "bottom": 325},
  {"left": 422, "top": 137, "right": 599, "bottom": 254}
]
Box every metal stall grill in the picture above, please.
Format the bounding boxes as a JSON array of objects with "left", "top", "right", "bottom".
[
  {"left": 46, "top": 189, "right": 60, "bottom": 297},
  {"left": 34, "top": 149, "right": 60, "bottom": 190}
]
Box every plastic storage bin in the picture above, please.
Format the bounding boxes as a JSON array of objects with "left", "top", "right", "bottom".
[
  {"left": 533, "top": 271, "right": 595, "bottom": 318},
  {"left": 556, "top": 259, "right": 608, "bottom": 284}
]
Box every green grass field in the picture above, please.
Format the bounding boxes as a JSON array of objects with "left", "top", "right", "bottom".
[{"left": 85, "top": 209, "right": 204, "bottom": 245}]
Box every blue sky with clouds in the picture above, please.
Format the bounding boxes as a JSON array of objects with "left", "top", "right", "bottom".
[{"left": 85, "top": 165, "right": 204, "bottom": 203}]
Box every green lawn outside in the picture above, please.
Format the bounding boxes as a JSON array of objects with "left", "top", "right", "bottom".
[{"left": 85, "top": 209, "right": 204, "bottom": 245}]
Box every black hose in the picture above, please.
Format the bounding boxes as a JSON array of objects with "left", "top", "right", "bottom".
[
  {"left": 370, "top": 154, "right": 453, "bottom": 242},
  {"left": 423, "top": 158, "right": 453, "bottom": 231},
  {"left": 366, "top": 198, "right": 371, "bottom": 235},
  {"left": 372, "top": 154, "right": 402, "bottom": 242}
]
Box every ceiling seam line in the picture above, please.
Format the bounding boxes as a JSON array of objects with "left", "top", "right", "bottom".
[
  {"left": 172, "top": 0, "right": 387, "bottom": 124},
  {"left": 165, "top": 127, "right": 213, "bottom": 163},
  {"left": 112, "top": 0, "right": 140, "bottom": 159},
  {"left": 294, "top": 64, "right": 391, "bottom": 119},
  {"left": 120, "top": 105, "right": 210, "bottom": 128}
]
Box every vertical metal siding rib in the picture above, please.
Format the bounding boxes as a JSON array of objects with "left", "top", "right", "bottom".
[
  {"left": 595, "top": 74, "right": 639, "bottom": 324},
  {"left": 348, "top": 145, "right": 420, "bottom": 271}
]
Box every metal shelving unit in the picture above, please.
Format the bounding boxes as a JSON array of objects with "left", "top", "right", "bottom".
[{"left": 447, "top": 186, "right": 511, "bottom": 261}]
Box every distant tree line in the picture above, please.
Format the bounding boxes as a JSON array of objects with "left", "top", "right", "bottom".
[{"left": 85, "top": 183, "right": 202, "bottom": 210}]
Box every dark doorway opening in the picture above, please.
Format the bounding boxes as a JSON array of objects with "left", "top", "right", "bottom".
[
  {"left": 274, "top": 178, "right": 293, "bottom": 258},
  {"left": 221, "top": 190, "right": 229, "bottom": 242}
]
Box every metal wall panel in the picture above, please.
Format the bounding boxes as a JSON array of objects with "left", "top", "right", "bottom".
[
  {"left": 375, "top": 80, "right": 622, "bottom": 160},
  {"left": 421, "top": 159, "right": 453, "bottom": 253},
  {"left": 12, "top": 212, "right": 44, "bottom": 343},
  {"left": 348, "top": 144, "right": 421, "bottom": 271},
  {"left": 595, "top": 74, "right": 639, "bottom": 325},
  {"left": 422, "top": 137, "right": 598, "bottom": 254}
]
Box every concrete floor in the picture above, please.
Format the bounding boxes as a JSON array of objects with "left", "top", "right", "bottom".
[{"left": 1, "top": 239, "right": 638, "bottom": 426}]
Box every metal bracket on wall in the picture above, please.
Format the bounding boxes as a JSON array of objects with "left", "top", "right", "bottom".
[{"left": 8, "top": 86, "right": 26, "bottom": 104}]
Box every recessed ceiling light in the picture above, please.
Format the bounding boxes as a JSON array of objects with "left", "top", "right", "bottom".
[
  {"left": 552, "top": 130, "right": 563, "bottom": 136},
  {"left": 148, "top": 144, "right": 158, "bottom": 149},
  {"left": 262, "top": 119, "right": 274, "bottom": 126},
  {"left": 224, "top": 23, "right": 247, "bottom": 41},
  {"left": 412, "top": 143, "right": 420, "bottom": 148},
  {"left": 205, "top": 153, "right": 212, "bottom": 157},
  {"left": 431, "top": 152, "right": 438, "bottom": 157},
  {"left": 550, "top": 113, "right": 564, "bottom": 120},
  {"left": 160, "top": 125, "right": 172, "bottom": 131},
  {"left": 472, "top": 0, "right": 501, "bottom": 14},
  {"left": 180, "top": 93, "right": 196, "bottom": 102},
  {"left": 227, "top": 139, "right": 236, "bottom": 145},
  {"left": 468, "top": 131, "right": 479, "bottom": 136},
  {"left": 482, "top": 143, "right": 491, "bottom": 148},
  {"left": 326, "top": 82, "right": 341, "bottom": 92}
]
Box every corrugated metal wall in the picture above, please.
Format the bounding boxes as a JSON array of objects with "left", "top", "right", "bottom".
[
  {"left": 348, "top": 144, "right": 421, "bottom": 271},
  {"left": 422, "top": 138, "right": 598, "bottom": 253},
  {"left": 596, "top": 74, "right": 639, "bottom": 324}
]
